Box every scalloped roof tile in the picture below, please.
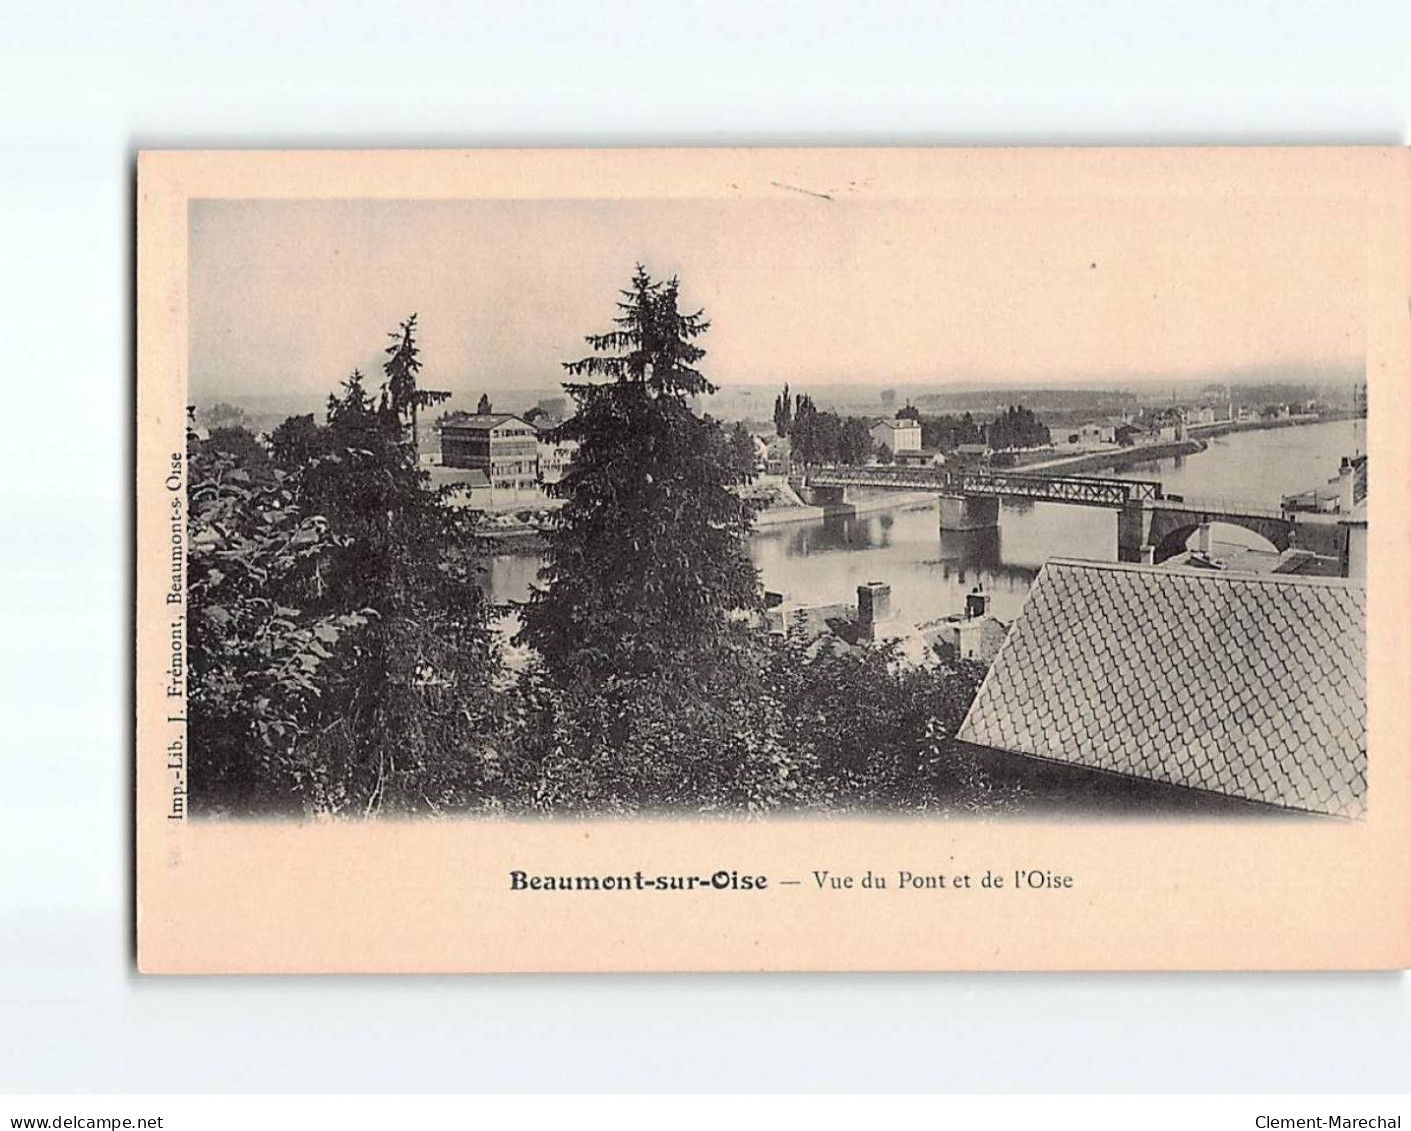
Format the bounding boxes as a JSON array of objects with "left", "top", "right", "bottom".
[{"left": 956, "top": 559, "right": 1367, "bottom": 818}]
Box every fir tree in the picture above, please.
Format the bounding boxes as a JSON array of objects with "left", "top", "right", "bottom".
[
  {"left": 518, "top": 265, "right": 760, "bottom": 679},
  {"left": 192, "top": 322, "right": 499, "bottom": 817},
  {"left": 383, "top": 314, "right": 450, "bottom": 454}
]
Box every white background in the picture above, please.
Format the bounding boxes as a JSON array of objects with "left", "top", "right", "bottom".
[{"left": 1, "top": 0, "right": 1409, "bottom": 1094}]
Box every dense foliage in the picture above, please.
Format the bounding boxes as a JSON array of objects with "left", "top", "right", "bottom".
[
  {"left": 186, "top": 270, "right": 1013, "bottom": 819},
  {"left": 985, "top": 405, "right": 1050, "bottom": 450},
  {"left": 188, "top": 322, "right": 498, "bottom": 817},
  {"left": 517, "top": 266, "right": 762, "bottom": 681},
  {"left": 919, "top": 412, "right": 986, "bottom": 451},
  {"left": 772, "top": 382, "right": 792, "bottom": 438},
  {"left": 781, "top": 390, "right": 878, "bottom": 466}
]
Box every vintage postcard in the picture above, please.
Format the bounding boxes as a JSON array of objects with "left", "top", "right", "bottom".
[{"left": 136, "top": 147, "right": 1409, "bottom": 972}]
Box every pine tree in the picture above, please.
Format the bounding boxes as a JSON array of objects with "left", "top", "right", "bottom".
[
  {"left": 221, "top": 324, "right": 499, "bottom": 816},
  {"left": 518, "top": 265, "right": 760, "bottom": 679},
  {"left": 383, "top": 314, "right": 450, "bottom": 455},
  {"left": 476, "top": 393, "right": 493, "bottom": 415}
]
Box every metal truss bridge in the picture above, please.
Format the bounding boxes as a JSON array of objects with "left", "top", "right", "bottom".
[{"left": 803, "top": 465, "right": 1165, "bottom": 509}]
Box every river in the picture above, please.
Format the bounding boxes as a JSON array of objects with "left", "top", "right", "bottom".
[{"left": 487, "top": 417, "right": 1363, "bottom": 630}]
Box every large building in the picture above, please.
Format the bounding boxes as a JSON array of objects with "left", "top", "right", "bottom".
[
  {"left": 870, "top": 417, "right": 922, "bottom": 454},
  {"left": 439, "top": 412, "right": 540, "bottom": 492}
]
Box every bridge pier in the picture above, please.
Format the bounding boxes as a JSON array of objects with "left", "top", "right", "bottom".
[
  {"left": 939, "top": 493, "right": 999, "bottom": 532},
  {"left": 1289, "top": 514, "right": 1348, "bottom": 561},
  {"left": 1117, "top": 500, "right": 1155, "bottom": 563},
  {"left": 799, "top": 483, "right": 847, "bottom": 506}
]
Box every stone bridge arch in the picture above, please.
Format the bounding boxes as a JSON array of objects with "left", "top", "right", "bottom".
[{"left": 1146, "top": 506, "right": 1293, "bottom": 563}]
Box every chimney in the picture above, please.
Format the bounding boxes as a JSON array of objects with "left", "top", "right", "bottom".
[
  {"left": 1339, "top": 462, "right": 1356, "bottom": 514},
  {"left": 857, "top": 582, "right": 891, "bottom": 627},
  {"left": 1139, "top": 544, "right": 1155, "bottom": 565},
  {"left": 1196, "top": 523, "right": 1212, "bottom": 555},
  {"left": 965, "top": 585, "right": 990, "bottom": 620}
]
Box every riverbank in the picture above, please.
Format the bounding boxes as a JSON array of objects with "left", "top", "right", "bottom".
[
  {"left": 1011, "top": 412, "right": 1358, "bottom": 478},
  {"left": 482, "top": 487, "right": 939, "bottom": 547},
  {"left": 1026, "top": 439, "right": 1206, "bottom": 477},
  {"left": 479, "top": 525, "right": 548, "bottom": 555},
  {"left": 1187, "top": 412, "right": 1329, "bottom": 439},
  {"left": 753, "top": 488, "right": 936, "bottom": 528}
]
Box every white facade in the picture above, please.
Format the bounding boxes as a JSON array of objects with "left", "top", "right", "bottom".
[
  {"left": 1078, "top": 421, "right": 1117, "bottom": 445},
  {"left": 536, "top": 437, "right": 579, "bottom": 485},
  {"left": 870, "top": 418, "right": 922, "bottom": 453}
]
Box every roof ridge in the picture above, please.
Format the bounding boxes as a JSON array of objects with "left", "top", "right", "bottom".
[{"left": 1043, "top": 557, "right": 1363, "bottom": 590}]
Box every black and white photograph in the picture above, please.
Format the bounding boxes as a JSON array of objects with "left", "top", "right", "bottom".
[
  {"left": 180, "top": 179, "right": 1367, "bottom": 824},
  {"left": 7, "top": 2, "right": 1411, "bottom": 1112}
]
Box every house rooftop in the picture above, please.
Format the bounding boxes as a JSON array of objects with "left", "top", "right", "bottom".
[
  {"left": 441, "top": 412, "right": 528, "bottom": 431},
  {"left": 957, "top": 558, "right": 1366, "bottom": 818},
  {"left": 426, "top": 466, "right": 492, "bottom": 491},
  {"left": 1163, "top": 543, "right": 1338, "bottom": 577}
]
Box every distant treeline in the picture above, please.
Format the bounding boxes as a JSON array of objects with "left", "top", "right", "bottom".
[
  {"left": 770, "top": 387, "right": 1050, "bottom": 463},
  {"left": 913, "top": 388, "right": 1138, "bottom": 415}
]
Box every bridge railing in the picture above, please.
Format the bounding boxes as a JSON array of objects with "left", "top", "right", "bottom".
[
  {"left": 940, "top": 470, "right": 1163, "bottom": 506},
  {"left": 803, "top": 464, "right": 1164, "bottom": 507},
  {"left": 802, "top": 463, "right": 1292, "bottom": 521},
  {"left": 1154, "top": 494, "right": 1290, "bottom": 520}
]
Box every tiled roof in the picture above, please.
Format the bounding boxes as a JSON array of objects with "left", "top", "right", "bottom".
[
  {"left": 441, "top": 412, "right": 527, "bottom": 431},
  {"left": 957, "top": 559, "right": 1366, "bottom": 818},
  {"left": 426, "top": 466, "right": 492, "bottom": 490}
]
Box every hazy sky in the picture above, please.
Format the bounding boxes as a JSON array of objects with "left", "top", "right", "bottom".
[{"left": 189, "top": 193, "right": 1366, "bottom": 400}]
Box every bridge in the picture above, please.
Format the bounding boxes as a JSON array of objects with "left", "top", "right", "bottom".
[
  {"left": 805, "top": 465, "right": 1163, "bottom": 507},
  {"left": 1127, "top": 497, "right": 1345, "bottom": 564},
  {"left": 796, "top": 464, "right": 1351, "bottom": 566}
]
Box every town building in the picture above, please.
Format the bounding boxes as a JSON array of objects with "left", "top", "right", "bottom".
[
  {"left": 1077, "top": 420, "right": 1117, "bottom": 446},
  {"left": 750, "top": 433, "right": 770, "bottom": 474},
  {"left": 949, "top": 442, "right": 991, "bottom": 467},
  {"left": 1112, "top": 419, "right": 1149, "bottom": 446},
  {"left": 1340, "top": 501, "right": 1367, "bottom": 582},
  {"left": 893, "top": 447, "right": 946, "bottom": 468},
  {"left": 958, "top": 559, "right": 1366, "bottom": 818},
  {"left": 439, "top": 412, "right": 541, "bottom": 493},
  {"left": 1282, "top": 455, "right": 1367, "bottom": 516},
  {"left": 535, "top": 425, "right": 579, "bottom": 487},
  {"left": 764, "top": 581, "right": 903, "bottom": 651},
  {"left": 425, "top": 464, "right": 493, "bottom": 508},
  {"left": 761, "top": 433, "right": 792, "bottom": 475},
  {"left": 869, "top": 418, "right": 922, "bottom": 454},
  {"left": 924, "top": 586, "right": 1008, "bottom": 663},
  {"left": 1056, "top": 414, "right": 1177, "bottom": 450}
]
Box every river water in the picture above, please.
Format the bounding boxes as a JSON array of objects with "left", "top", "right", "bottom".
[{"left": 487, "top": 418, "right": 1362, "bottom": 630}]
